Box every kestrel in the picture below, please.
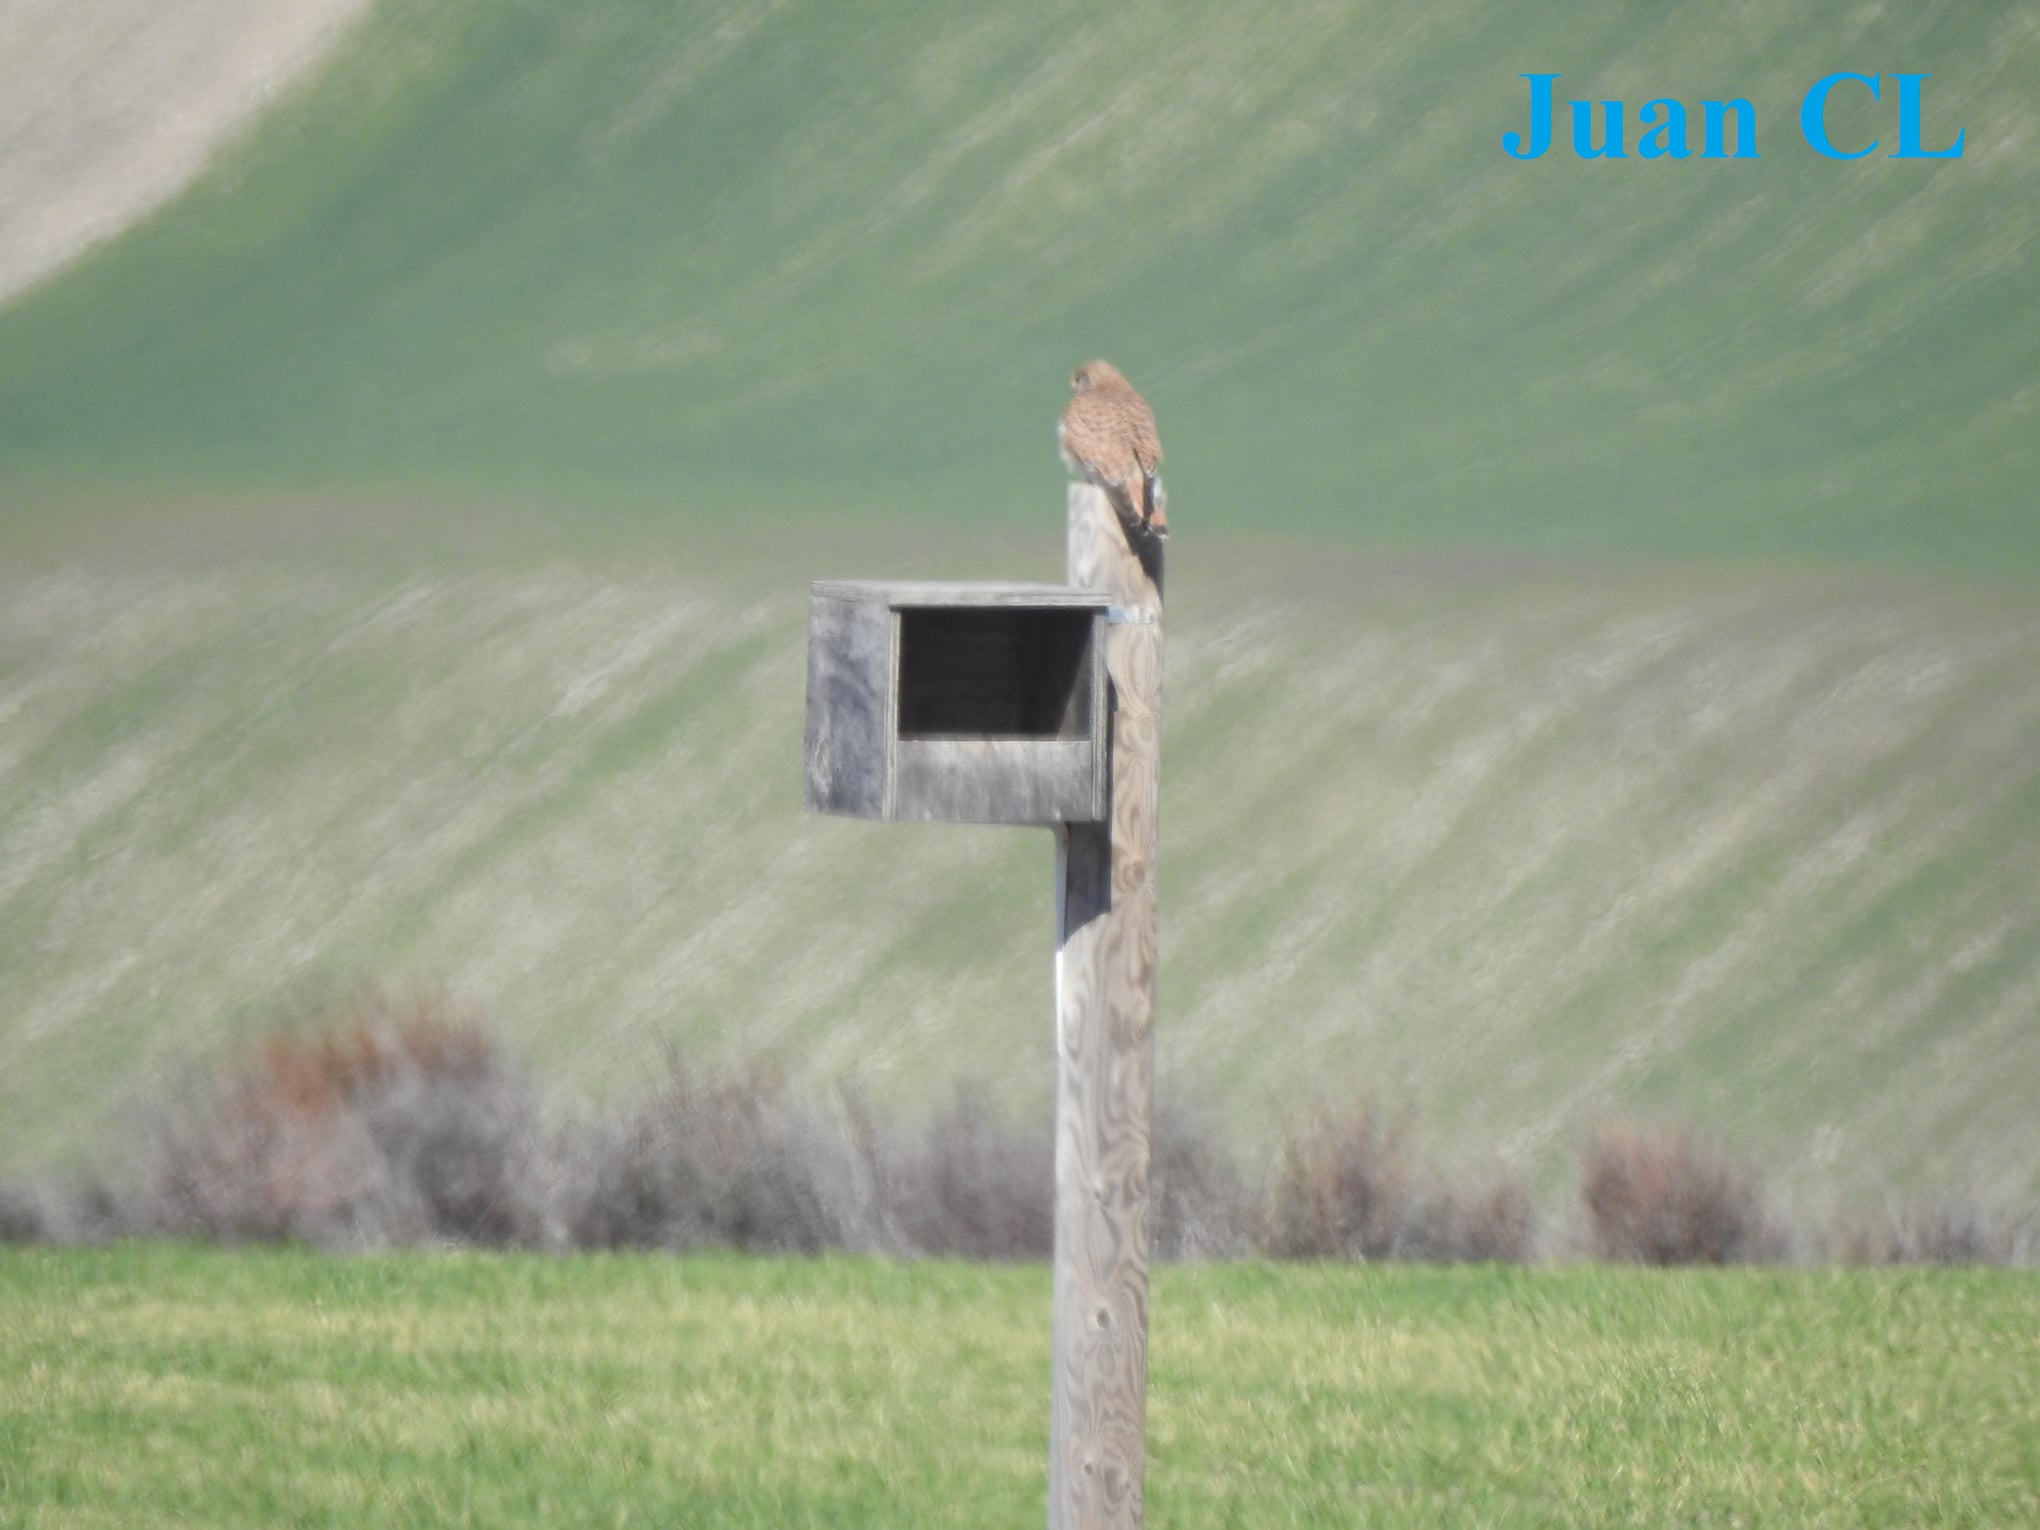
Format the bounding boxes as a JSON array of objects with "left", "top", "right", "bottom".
[{"left": 1058, "top": 359, "right": 1167, "bottom": 541}]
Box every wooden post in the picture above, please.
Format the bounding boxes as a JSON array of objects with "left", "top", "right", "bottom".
[
  {"left": 802, "top": 491, "right": 1163, "bottom": 1525},
  {"left": 1049, "top": 482, "right": 1162, "bottom": 1529}
]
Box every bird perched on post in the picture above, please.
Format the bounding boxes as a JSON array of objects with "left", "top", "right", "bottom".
[{"left": 1058, "top": 360, "right": 1167, "bottom": 543}]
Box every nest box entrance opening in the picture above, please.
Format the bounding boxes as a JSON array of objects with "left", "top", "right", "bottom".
[{"left": 897, "top": 607, "right": 1096, "bottom": 741}]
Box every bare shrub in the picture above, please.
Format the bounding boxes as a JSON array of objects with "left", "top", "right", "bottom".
[
  {"left": 1265, "top": 1102, "right": 1415, "bottom": 1259},
  {"left": 114, "top": 991, "right": 552, "bottom": 1250},
  {"left": 557, "top": 1061, "right": 871, "bottom": 1255},
  {"left": 1398, "top": 1166, "right": 1540, "bottom": 1265},
  {"left": 860, "top": 1081, "right": 1053, "bottom": 1261},
  {"left": 350, "top": 1031, "right": 555, "bottom": 1249},
  {"left": 1150, "top": 1089, "right": 1258, "bottom": 1262},
  {"left": 0, "top": 1175, "right": 122, "bottom": 1246},
  {"left": 1263, "top": 1100, "right": 1535, "bottom": 1262},
  {"left": 1828, "top": 1195, "right": 2039, "bottom": 1267},
  {"left": 0, "top": 1180, "right": 46, "bottom": 1243},
  {"left": 556, "top": 1070, "right": 1056, "bottom": 1261},
  {"left": 1579, "top": 1122, "right": 1790, "bottom": 1265}
]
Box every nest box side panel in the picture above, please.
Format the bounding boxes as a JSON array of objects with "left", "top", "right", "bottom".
[{"left": 804, "top": 591, "right": 895, "bottom": 819}]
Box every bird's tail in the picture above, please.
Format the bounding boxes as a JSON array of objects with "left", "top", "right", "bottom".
[{"left": 1142, "top": 473, "right": 1168, "bottom": 538}]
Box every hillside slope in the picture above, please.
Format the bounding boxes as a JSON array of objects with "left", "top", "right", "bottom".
[
  {"left": 0, "top": 1, "right": 2034, "bottom": 568},
  {"left": 4, "top": 533, "right": 2035, "bottom": 1202},
  {"left": 0, "top": 0, "right": 371, "bottom": 302},
  {"left": 0, "top": 3, "right": 2033, "bottom": 1207}
]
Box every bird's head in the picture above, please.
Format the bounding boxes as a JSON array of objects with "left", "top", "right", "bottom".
[{"left": 1070, "top": 359, "right": 1122, "bottom": 393}]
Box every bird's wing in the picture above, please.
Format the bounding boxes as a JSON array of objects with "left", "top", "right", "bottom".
[
  {"left": 1127, "top": 401, "right": 1162, "bottom": 475},
  {"left": 1061, "top": 396, "right": 1130, "bottom": 478}
]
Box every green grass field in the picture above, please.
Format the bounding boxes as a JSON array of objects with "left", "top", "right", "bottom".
[
  {"left": 1, "top": 1245, "right": 2034, "bottom": 1526},
  {"left": 0, "top": 2, "right": 2034, "bottom": 569}
]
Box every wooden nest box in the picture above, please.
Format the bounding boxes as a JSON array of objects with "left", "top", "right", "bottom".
[{"left": 804, "top": 580, "right": 1110, "bottom": 825}]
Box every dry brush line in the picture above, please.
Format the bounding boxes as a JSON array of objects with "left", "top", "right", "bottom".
[
  {"left": 1824, "top": 1194, "right": 2040, "bottom": 1267},
  {"left": 0, "top": 997, "right": 2031, "bottom": 1267}
]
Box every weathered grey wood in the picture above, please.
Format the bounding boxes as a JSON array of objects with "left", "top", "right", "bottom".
[
  {"left": 805, "top": 581, "right": 1111, "bottom": 825},
  {"left": 804, "top": 503, "right": 1164, "bottom": 1518},
  {"left": 805, "top": 589, "right": 895, "bottom": 819},
  {"left": 812, "top": 579, "right": 1107, "bottom": 608},
  {"left": 895, "top": 740, "right": 1101, "bottom": 825},
  {"left": 1049, "top": 482, "right": 1162, "bottom": 1530}
]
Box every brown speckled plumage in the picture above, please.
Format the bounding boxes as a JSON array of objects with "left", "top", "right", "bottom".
[{"left": 1058, "top": 359, "right": 1167, "bottom": 541}]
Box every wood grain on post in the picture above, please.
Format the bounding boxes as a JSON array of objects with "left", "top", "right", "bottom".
[{"left": 1050, "top": 482, "right": 1162, "bottom": 1530}]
